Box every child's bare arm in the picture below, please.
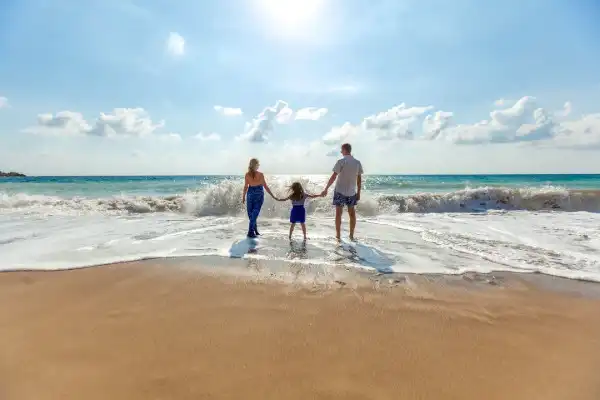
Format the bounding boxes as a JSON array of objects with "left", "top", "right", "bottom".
[
  {"left": 305, "top": 193, "right": 323, "bottom": 198},
  {"left": 276, "top": 195, "right": 290, "bottom": 202}
]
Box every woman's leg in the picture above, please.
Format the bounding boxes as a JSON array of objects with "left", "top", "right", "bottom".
[
  {"left": 300, "top": 223, "right": 307, "bottom": 240},
  {"left": 246, "top": 195, "right": 253, "bottom": 232},
  {"left": 289, "top": 223, "right": 295, "bottom": 239},
  {"left": 248, "top": 192, "right": 264, "bottom": 236},
  {"left": 246, "top": 195, "right": 255, "bottom": 236}
]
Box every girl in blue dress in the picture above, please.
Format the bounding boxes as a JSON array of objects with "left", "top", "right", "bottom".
[{"left": 277, "top": 182, "right": 323, "bottom": 241}]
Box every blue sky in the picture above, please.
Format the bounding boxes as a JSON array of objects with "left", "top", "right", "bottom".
[{"left": 1, "top": 0, "right": 599, "bottom": 175}]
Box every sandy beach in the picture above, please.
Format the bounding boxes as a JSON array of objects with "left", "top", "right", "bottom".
[{"left": 1, "top": 260, "right": 600, "bottom": 400}]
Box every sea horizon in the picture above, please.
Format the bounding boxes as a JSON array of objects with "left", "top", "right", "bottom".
[{"left": 4, "top": 173, "right": 600, "bottom": 178}]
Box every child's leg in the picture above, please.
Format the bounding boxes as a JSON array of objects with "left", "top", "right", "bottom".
[
  {"left": 289, "top": 223, "right": 295, "bottom": 239},
  {"left": 300, "top": 223, "right": 307, "bottom": 240}
]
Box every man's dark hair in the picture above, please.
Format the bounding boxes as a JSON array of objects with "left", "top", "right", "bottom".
[{"left": 341, "top": 143, "right": 352, "bottom": 154}]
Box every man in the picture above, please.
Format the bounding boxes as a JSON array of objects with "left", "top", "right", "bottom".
[{"left": 321, "top": 143, "right": 363, "bottom": 241}]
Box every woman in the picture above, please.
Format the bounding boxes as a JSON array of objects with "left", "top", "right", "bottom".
[{"left": 242, "top": 158, "right": 277, "bottom": 238}]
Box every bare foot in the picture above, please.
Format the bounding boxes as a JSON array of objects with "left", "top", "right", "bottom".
[{"left": 349, "top": 235, "right": 355, "bottom": 242}]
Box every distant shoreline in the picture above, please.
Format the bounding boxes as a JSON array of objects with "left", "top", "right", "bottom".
[{"left": 0, "top": 171, "right": 26, "bottom": 177}]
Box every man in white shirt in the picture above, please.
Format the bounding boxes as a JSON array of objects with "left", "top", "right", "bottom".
[{"left": 321, "top": 143, "right": 364, "bottom": 241}]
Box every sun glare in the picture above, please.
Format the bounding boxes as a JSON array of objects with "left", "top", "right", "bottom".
[{"left": 258, "top": 0, "right": 324, "bottom": 38}]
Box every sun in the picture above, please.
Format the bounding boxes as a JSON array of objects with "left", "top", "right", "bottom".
[{"left": 257, "top": 0, "right": 324, "bottom": 38}]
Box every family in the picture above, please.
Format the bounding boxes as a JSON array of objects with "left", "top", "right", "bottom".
[{"left": 242, "top": 143, "right": 364, "bottom": 241}]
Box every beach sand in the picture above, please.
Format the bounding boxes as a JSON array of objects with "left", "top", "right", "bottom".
[{"left": 1, "top": 260, "right": 600, "bottom": 400}]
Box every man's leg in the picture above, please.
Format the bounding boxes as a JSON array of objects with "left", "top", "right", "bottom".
[
  {"left": 335, "top": 206, "right": 343, "bottom": 240},
  {"left": 348, "top": 206, "right": 356, "bottom": 240}
]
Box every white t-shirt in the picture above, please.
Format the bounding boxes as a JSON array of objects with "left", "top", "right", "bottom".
[{"left": 333, "top": 155, "right": 363, "bottom": 196}]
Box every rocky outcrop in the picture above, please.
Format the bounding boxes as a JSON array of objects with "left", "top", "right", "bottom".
[{"left": 0, "top": 171, "right": 26, "bottom": 177}]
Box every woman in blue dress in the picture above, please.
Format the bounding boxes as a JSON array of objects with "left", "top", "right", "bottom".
[{"left": 242, "top": 158, "right": 277, "bottom": 238}]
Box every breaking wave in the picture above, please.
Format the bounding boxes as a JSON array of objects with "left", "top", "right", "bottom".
[{"left": 1, "top": 181, "right": 599, "bottom": 216}]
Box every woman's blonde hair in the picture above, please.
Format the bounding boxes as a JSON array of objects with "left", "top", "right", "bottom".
[{"left": 248, "top": 158, "right": 259, "bottom": 178}]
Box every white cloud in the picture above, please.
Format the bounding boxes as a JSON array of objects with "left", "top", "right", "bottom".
[
  {"left": 435, "top": 97, "right": 600, "bottom": 147},
  {"left": 0, "top": 96, "right": 8, "bottom": 109},
  {"left": 552, "top": 113, "right": 600, "bottom": 149},
  {"left": 275, "top": 105, "right": 294, "bottom": 124},
  {"left": 489, "top": 96, "right": 536, "bottom": 126},
  {"left": 323, "top": 122, "right": 360, "bottom": 145},
  {"left": 25, "top": 108, "right": 167, "bottom": 138},
  {"left": 161, "top": 133, "right": 182, "bottom": 142},
  {"left": 195, "top": 132, "right": 221, "bottom": 141},
  {"left": 514, "top": 108, "right": 555, "bottom": 141},
  {"left": 89, "top": 108, "right": 164, "bottom": 137},
  {"left": 274, "top": 105, "right": 328, "bottom": 123},
  {"left": 371, "top": 104, "right": 433, "bottom": 122},
  {"left": 213, "top": 105, "right": 243, "bottom": 116},
  {"left": 323, "top": 103, "right": 433, "bottom": 144},
  {"left": 31, "top": 111, "right": 92, "bottom": 136},
  {"left": 295, "top": 107, "right": 328, "bottom": 121},
  {"left": 321, "top": 97, "right": 600, "bottom": 149},
  {"left": 325, "top": 148, "right": 339, "bottom": 157},
  {"left": 434, "top": 97, "right": 539, "bottom": 144},
  {"left": 237, "top": 100, "right": 288, "bottom": 142},
  {"left": 556, "top": 101, "right": 572, "bottom": 118},
  {"left": 422, "top": 111, "right": 453, "bottom": 140},
  {"left": 360, "top": 103, "right": 433, "bottom": 140},
  {"left": 233, "top": 102, "right": 328, "bottom": 135},
  {"left": 17, "top": 96, "right": 600, "bottom": 177},
  {"left": 166, "top": 32, "right": 185, "bottom": 56}
]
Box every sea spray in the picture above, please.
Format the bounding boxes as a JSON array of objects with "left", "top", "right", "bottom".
[{"left": 2, "top": 181, "right": 600, "bottom": 216}]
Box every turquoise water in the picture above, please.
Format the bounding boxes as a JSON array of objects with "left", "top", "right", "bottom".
[
  {"left": 1, "top": 174, "right": 599, "bottom": 198},
  {"left": 2, "top": 174, "right": 600, "bottom": 280}
]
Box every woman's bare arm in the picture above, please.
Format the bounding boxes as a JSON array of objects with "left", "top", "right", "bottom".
[
  {"left": 242, "top": 174, "right": 249, "bottom": 204},
  {"left": 261, "top": 174, "right": 277, "bottom": 199}
]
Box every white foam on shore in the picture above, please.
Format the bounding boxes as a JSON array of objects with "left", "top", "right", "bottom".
[
  {"left": 2, "top": 179, "right": 599, "bottom": 280},
  {"left": 1, "top": 206, "right": 599, "bottom": 282}
]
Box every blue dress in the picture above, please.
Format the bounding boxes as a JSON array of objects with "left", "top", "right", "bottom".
[
  {"left": 290, "top": 194, "right": 306, "bottom": 224},
  {"left": 246, "top": 185, "right": 264, "bottom": 237}
]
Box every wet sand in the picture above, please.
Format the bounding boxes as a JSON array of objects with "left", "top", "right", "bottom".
[{"left": 1, "top": 260, "right": 600, "bottom": 400}]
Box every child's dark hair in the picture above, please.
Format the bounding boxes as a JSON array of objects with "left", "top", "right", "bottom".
[{"left": 288, "top": 182, "right": 304, "bottom": 201}]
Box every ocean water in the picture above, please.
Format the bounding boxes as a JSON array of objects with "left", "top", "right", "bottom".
[{"left": 1, "top": 174, "right": 600, "bottom": 282}]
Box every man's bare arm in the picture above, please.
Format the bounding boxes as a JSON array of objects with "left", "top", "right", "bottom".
[
  {"left": 356, "top": 174, "right": 362, "bottom": 200},
  {"left": 322, "top": 172, "right": 337, "bottom": 195}
]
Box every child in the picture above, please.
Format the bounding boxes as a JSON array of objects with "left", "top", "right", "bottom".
[{"left": 277, "top": 182, "right": 323, "bottom": 240}]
